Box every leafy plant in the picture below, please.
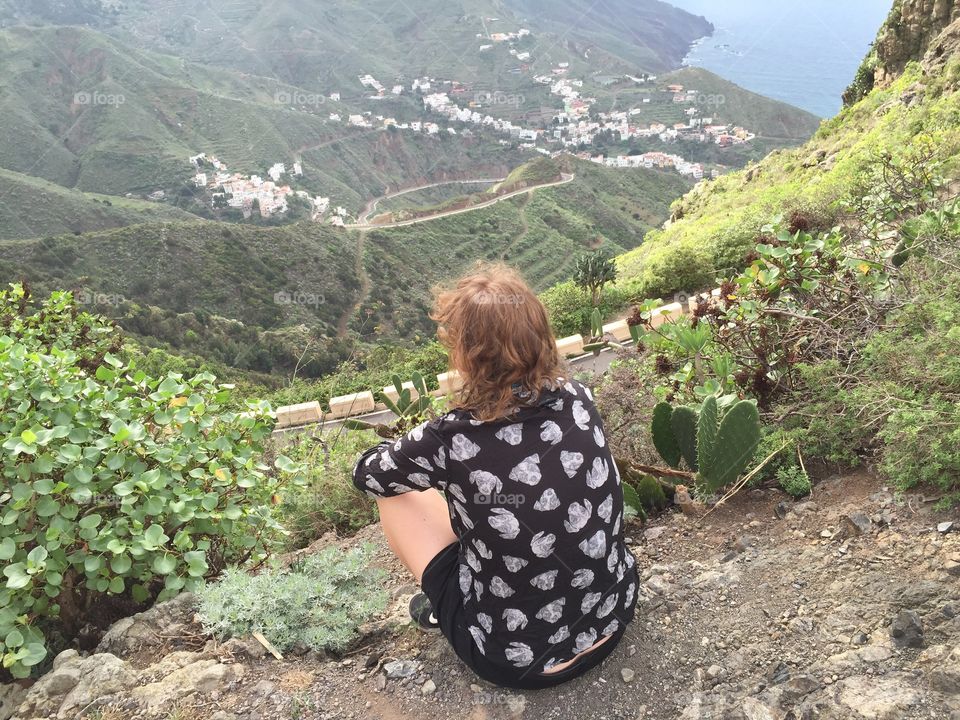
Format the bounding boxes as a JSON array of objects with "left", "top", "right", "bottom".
[
  {"left": 777, "top": 466, "right": 812, "bottom": 498},
  {"left": 344, "top": 373, "right": 438, "bottom": 438},
  {"left": 197, "top": 544, "right": 389, "bottom": 653},
  {"left": 279, "top": 430, "right": 380, "bottom": 546},
  {"left": 0, "top": 285, "right": 305, "bottom": 678}
]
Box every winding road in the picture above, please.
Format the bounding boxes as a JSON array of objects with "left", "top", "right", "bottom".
[
  {"left": 350, "top": 173, "right": 576, "bottom": 229},
  {"left": 357, "top": 178, "right": 504, "bottom": 224}
]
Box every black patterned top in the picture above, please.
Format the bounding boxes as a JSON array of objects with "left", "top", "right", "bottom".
[{"left": 352, "top": 379, "right": 638, "bottom": 673}]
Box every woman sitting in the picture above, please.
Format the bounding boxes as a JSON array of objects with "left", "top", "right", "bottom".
[{"left": 353, "top": 264, "right": 638, "bottom": 689}]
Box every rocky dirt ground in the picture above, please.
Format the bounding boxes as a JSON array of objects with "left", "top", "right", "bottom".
[{"left": 4, "top": 471, "right": 959, "bottom": 720}]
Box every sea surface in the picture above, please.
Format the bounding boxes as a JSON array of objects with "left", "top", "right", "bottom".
[{"left": 667, "top": 0, "right": 892, "bottom": 118}]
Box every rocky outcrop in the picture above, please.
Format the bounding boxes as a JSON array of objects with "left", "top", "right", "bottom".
[
  {"left": 5, "top": 593, "right": 245, "bottom": 720},
  {"left": 95, "top": 591, "right": 197, "bottom": 656},
  {"left": 845, "top": 0, "right": 960, "bottom": 104},
  {"left": 13, "top": 651, "right": 138, "bottom": 720}
]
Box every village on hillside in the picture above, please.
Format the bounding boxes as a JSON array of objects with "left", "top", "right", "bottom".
[
  {"left": 172, "top": 19, "right": 758, "bottom": 222},
  {"left": 188, "top": 154, "right": 340, "bottom": 221}
]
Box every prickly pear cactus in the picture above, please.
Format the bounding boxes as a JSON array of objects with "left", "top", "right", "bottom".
[
  {"left": 698, "top": 400, "right": 761, "bottom": 492},
  {"left": 634, "top": 473, "right": 670, "bottom": 512},
  {"left": 651, "top": 402, "right": 681, "bottom": 468},
  {"left": 696, "top": 395, "right": 719, "bottom": 481},
  {"left": 671, "top": 405, "right": 699, "bottom": 471}
]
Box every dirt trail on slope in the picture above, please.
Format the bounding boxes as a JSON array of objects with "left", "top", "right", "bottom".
[
  {"left": 53, "top": 472, "right": 957, "bottom": 720},
  {"left": 336, "top": 230, "right": 371, "bottom": 338}
]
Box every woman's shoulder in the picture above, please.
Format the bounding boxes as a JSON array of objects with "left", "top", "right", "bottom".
[{"left": 558, "top": 376, "right": 596, "bottom": 403}]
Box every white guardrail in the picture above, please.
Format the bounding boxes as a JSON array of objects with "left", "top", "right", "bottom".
[{"left": 274, "top": 289, "right": 722, "bottom": 429}]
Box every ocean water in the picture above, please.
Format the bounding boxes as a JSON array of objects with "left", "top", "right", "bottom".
[{"left": 668, "top": 0, "right": 892, "bottom": 118}]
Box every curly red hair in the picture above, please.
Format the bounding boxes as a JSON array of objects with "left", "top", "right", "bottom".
[{"left": 432, "top": 264, "right": 565, "bottom": 421}]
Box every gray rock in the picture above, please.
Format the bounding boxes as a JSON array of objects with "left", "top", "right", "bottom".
[
  {"left": 0, "top": 683, "right": 27, "bottom": 720},
  {"left": 841, "top": 512, "right": 873, "bottom": 537},
  {"left": 16, "top": 652, "right": 138, "bottom": 720},
  {"left": 96, "top": 592, "right": 197, "bottom": 655},
  {"left": 220, "top": 635, "right": 267, "bottom": 659},
  {"left": 249, "top": 679, "right": 277, "bottom": 698},
  {"left": 927, "top": 646, "right": 960, "bottom": 694},
  {"left": 937, "top": 521, "right": 954, "bottom": 534},
  {"left": 382, "top": 659, "right": 421, "bottom": 679},
  {"left": 51, "top": 649, "right": 80, "bottom": 671},
  {"left": 945, "top": 552, "right": 960, "bottom": 577},
  {"left": 741, "top": 697, "right": 777, "bottom": 720},
  {"left": 890, "top": 609, "right": 924, "bottom": 648},
  {"left": 506, "top": 694, "right": 527, "bottom": 714},
  {"left": 643, "top": 526, "right": 667, "bottom": 542},
  {"left": 621, "top": 668, "right": 635, "bottom": 683},
  {"left": 837, "top": 674, "right": 921, "bottom": 719},
  {"left": 781, "top": 674, "right": 821, "bottom": 702},
  {"left": 421, "top": 679, "right": 437, "bottom": 695},
  {"left": 860, "top": 645, "right": 893, "bottom": 662},
  {"left": 40, "top": 668, "right": 81, "bottom": 697},
  {"left": 944, "top": 603, "right": 958, "bottom": 620},
  {"left": 132, "top": 659, "right": 245, "bottom": 708}
]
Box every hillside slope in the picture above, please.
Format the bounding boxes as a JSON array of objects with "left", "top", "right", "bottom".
[
  {"left": 0, "top": 157, "right": 686, "bottom": 372},
  {"left": 0, "top": 0, "right": 712, "bottom": 85},
  {"left": 0, "top": 25, "right": 522, "bottom": 212},
  {"left": 0, "top": 167, "right": 200, "bottom": 240},
  {"left": 616, "top": 18, "right": 960, "bottom": 300}
]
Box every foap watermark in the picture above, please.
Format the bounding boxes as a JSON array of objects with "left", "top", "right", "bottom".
[
  {"left": 74, "top": 91, "right": 125, "bottom": 107},
  {"left": 473, "top": 492, "right": 526, "bottom": 508},
  {"left": 274, "top": 89, "right": 326, "bottom": 108},
  {"left": 75, "top": 289, "right": 125, "bottom": 307},
  {"left": 693, "top": 93, "right": 725, "bottom": 109},
  {"left": 473, "top": 291, "right": 525, "bottom": 306},
  {"left": 474, "top": 90, "right": 525, "bottom": 108},
  {"left": 274, "top": 290, "right": 325, "bottom": 308},
  {"left": 472, "top": 689, "right": 523, "bottom": 707},
  {"left": 672, "top": 290, "right": 695, "bottom": 308}
]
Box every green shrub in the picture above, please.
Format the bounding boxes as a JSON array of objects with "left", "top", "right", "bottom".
[
  {"left": 540, "top": 280, "right": 630, "bottom": 337},
  {"left": 279, "top": 430, "right": 380, "bottom": 546},
  {"left": 748, "top": 427, "right": 802, "bottom": 487},
  {"left": 0, "top": 285, "right": 305, "bottom": 678},
  {"left": 777, "top": 466, "right": 812, "bottom": 498},
  {"left": 197, "top": 544, "right": 389, "bottom": 652},
  {"left": 267, "top": 341, "right": 448, "bottom": 409},
  {"left": 619, "top": 242, "right": 715, "bottom": 302}
]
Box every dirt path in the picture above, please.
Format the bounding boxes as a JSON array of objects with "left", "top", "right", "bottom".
[
  {"left": 241, "top": 474, "right": 959, "bottom": 720},
  {"left": 499, "top": 193, "right": 532, "bottom": 262},
  {"left": 336, "top": 230, "right": 371, "bottom": 338},
  {"left": 349, "top": 174, "right": 575, "bottom": 230}
]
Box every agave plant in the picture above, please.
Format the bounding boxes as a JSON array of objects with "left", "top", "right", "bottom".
[
  {"left": 343, "top": 373, "right": 435, "bottom": 439},
  {"left": 582, "top": 307, "right": 644, "bottom": 354}
]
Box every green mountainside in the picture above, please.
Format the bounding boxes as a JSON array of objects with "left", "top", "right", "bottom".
[
  {"left": 0, "top": 157, "right": 686, "bottom": 375},
  {"left": 0, "top": 25, "right": 521, "bottom": 199},
  {"left": 0, "top": 166, "right": 200, "bottom": 240},
  {"left": 0, "top": 0, "right": 712, "bottom": 86}
]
